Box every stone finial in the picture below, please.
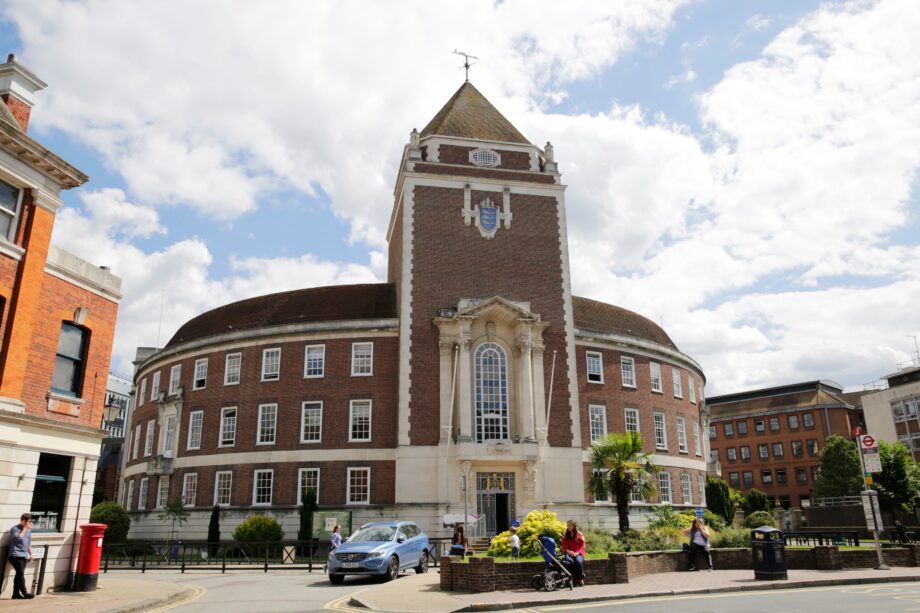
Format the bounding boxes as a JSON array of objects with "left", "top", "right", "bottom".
[
  {"left": 410, "top": 128, "right": 420, "bottom": 148},
  {"left": 407, "top": 128, "right": 422, "bottom": 161},
  {"left": 543, "top": 141, "right": 558, "bottom": 173}
]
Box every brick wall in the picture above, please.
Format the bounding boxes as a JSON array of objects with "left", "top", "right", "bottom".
[
  {"left": 437, "top": 145, "right": 532, "bottom": 171},
  {"left": 413, "top": 163, "right": 556, "bottom": 185},
  {"left": 441, "top": 553, "right": 621, "bottom": 592},
  {"left": 1, "top": 94, "right": 31, "bottom": 131}
]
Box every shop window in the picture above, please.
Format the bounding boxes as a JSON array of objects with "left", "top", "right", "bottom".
[{"left": 30, "top": 453, "right": 71, "bottom": 532}]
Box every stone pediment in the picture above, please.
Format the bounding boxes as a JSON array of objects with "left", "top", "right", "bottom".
[{"left": 453, "top": 296, "right": 542, "bottom": 326}]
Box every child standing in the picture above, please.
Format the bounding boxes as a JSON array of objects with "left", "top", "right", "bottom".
[{"left": 509, "top": 526, "right": 520, "bottom": 559}]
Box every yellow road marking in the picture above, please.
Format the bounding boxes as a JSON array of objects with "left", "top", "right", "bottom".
[
  {"left": 145, "top": 584, "right": 207, "bottom": 612},
  {"left": 324, "top": 589, "right": 368, "bottom": 612}
]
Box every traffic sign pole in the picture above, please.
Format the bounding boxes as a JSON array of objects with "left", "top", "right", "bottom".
[{"left": 856, "top": 433, "right": 888, "bottom": 570}]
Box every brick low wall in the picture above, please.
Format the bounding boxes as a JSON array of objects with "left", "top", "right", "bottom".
[{"left": 440, "top": 544, "right": 920, "bottom": 592}]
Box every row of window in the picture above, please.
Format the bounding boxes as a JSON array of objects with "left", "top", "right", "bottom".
[
  {"left": 129, "top": 399, "right": 374, "bottom": 461},
  {"left": 896, "top": 433, "right": 920, "bottom": 450},
  {"left": 137, "top": 342, "right": 375, "bottom": 406},
  {"left": 588, "top": 405, "right": 703, "bottom": 456},
  {"left": 585, "top": 352, "right": 700, "bottom": 403},
  {"left": 727, "top": 466, "right": 818, "bottom": 489},
  {"left": 596, "top": 471, "right": 706, "bottom": 506},
  {"left": 712, "top": 439, "right": 820, "bottom": 463},
  {"left": 892, "top": 396, "right": 920, "bottom": 423},
  {"left": 710, "top": 413, "right": 816, "bottom": 440},
  {"left": 124, "top": 466, "right": 372, "bottom": 510}
]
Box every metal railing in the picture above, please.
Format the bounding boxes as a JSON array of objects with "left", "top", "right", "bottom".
[
  {"left": 813, "top": 496, "right": 863, "bottom": 507},
  {"left": 782, "top": 531, "right": 861, "bottom": 547}
]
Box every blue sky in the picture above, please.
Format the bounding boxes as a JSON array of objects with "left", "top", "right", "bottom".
[{"left": 2, "top": 0, "right": 918, "bottom": 393}]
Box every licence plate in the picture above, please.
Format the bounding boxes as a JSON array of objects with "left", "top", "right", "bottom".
[{"left": 342, "top": 562, "right": 360, "bottom": 568}]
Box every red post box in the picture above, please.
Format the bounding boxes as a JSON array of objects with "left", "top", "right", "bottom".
[{"left": 73, "top": 523, "right": 108, "bottom": 591}]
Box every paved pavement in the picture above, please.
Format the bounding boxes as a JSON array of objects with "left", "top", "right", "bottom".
[{"left": 4, "top": 567, "right": 920, "bottom": 612}]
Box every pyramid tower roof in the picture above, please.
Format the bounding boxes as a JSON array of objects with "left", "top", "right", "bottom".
[{"left": 420, "top": 82, "right": 530, "bottom": 144}]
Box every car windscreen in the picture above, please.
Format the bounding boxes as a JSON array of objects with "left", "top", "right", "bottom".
[{"left": 348, "top": 525, "right": 397, "bottom": 542}]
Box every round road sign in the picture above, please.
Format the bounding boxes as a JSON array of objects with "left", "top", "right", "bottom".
[{"left": 858, "top": 434, "right": 876, "bottom": 450}]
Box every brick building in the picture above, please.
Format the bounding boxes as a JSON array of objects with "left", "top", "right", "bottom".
[
  {"left": 707, "top": 380, "right": 862, "bottom": 509},
  {"left": 121, "top": 82, "right": 708, "bottom": 539},
  {"left": 0, "top": 54, "right": 122, "bottom": 593},
  {"left": 861, "top": 360, "right": 920, "bottom": 460}
]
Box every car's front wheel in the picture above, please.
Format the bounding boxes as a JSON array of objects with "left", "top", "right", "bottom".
[
  {"left": 416, "top": 552, "right": 428, "bottom": 574},
  {"left": 329, "top": 573, "right": 344, "bottom": 585},
  {"left": 384, "top": 556, "right": 399, "bottom": 582}
]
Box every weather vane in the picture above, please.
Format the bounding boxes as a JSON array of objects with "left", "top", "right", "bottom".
[{"left": 452, "top": 49, "right": 478, "bottom": 82}]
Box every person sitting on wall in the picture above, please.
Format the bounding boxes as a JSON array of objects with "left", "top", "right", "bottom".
[
  {"left": 561, "top": 520, "right": 586, "bottom": 586},
  {"left": 449, "top": 525, "right": 470, "bottom": 558},
  {"left": 682, "top": 518, "right": 713, "bottom": 571}
]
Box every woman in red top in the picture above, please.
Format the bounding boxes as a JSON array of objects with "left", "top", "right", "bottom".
[{"left": 561, "top": 520, "right": 586, "bottom": 586}]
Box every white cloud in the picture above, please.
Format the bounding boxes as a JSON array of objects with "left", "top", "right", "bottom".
[{"left": 664, "top": 68, "right": 698, "bottom": 88}]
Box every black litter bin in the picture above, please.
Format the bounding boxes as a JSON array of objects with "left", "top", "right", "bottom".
[{"left": 751, "top": 526, "right": 787, "bottom": 580}]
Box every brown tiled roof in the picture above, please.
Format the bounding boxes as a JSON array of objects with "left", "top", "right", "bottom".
[
  {"left": 572, "top": 296, "right": 677, "bottom": 350},
  {"left": 420, "top": 82, "right": 530, "bottom": 144},
  {"left": 165, "top": 283, "right": 397, "bottom": 348}
]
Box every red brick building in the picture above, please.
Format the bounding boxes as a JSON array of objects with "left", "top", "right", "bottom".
[
  {"left": 121, "top": 83, "right": 708, "bottom": 539},
  {"left": 0, "top": 54, "right": 122, "bottom": 593},
  {"left": 707, "top": 380, "right": 862, "bottom": 509}
]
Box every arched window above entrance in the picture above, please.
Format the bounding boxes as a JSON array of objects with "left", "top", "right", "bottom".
[{"left": 475, "top": 342, "right": 509, "bottom": 442}]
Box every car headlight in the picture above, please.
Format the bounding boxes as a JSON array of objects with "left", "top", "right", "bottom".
[{"left": 369, "top": 550, "right": 387, "bottom": 558}]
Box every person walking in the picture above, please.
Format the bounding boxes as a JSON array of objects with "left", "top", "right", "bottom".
[
  {"left": 7, "top": 513, "right": 34, "bottom": 599},
  {"left": 561, "top": 520, "right": 586, "bottom": 586},
  {"left": 683, "top": 518, "right": 713, "bottom": 571},
  {"left": 330, "top": 525, "right": 342, "bottom": 551},
  {"left": 509, "top": 526, "right": 520, "bottom": 560}
]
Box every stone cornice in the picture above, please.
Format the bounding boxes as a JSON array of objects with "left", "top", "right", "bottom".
[{"left": 0, "top": 119, "right": 88, "bottom": 189}]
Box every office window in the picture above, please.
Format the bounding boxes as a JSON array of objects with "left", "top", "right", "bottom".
[
  {"left": 298, "top": 468, "right": 320, "bottom": 505},
  {"left": 168, "top": 364, "right": 181, "bottom": 396},
  {"left": 737, "top": 421, "right": 748, "bottom": 435},
  {"left": 672, "top": 369, "right": 683, "bottom": 398},
  {"left": 182, "top": 473, "right": 198, "bottom": 507},
  {"left": 650, "top": 362, "right": 662, "bottom": 392},
  {"left": 126, "top": 480, "right": 135, "bottom": 511},
  {"left": 899, "top": 434, "right": 912, "bottom": 448},
  {"left": 803, "top": 413, "right": 815, "bottom": 428},
  {"left": 681, "top": 473, "right": 692, "bottom": 504},
  {"left": 726, "top": 447, "right": 737, "bottom": 461},
  {"left": 261, "top": 348, "right": 281, "bottom": 381},
  {"left": 347, "top": 467, "right": 371, "bottom": 505},
  {"left": 699, "top": 474, "right": 707, "bottom": 506},
  {"left": 0, "top": 178, "right": 22, "bottom": 240},
  {"left": 788, "top": 414, "right": 799, "bottom": 429},
  {"left": 654, "top": 413, "right": 667, "bottom": 449},
  {"left": 692, "top": 420, "right": 701, "bottom": 456},
  {"left": 755, "top": 419, "right": 765, "bottom": 433},
  {"left": 796, "top": 467, "right": 808, "bottom": 483},
  {"left": 138, "top": 477, "right": 148, "bottom": 510},
  {"left": 304, "top": 344, "right": 325, "bottom": 378},
  {"left": 658, "top": 472, "right": 672, "bottom": 503},
  {"left": 51, "top": 323, "right": 88, "bottom": 397},
  {"left": 301, "top": 401, "right": 323, "bottom": 443},
  {"left": 257, "top": 403, "right": 277, "bottom": 445},
  {"left": 729, "top": 472, "right": 740, "bottom": 488},
  {"left": 710, "top": 449, "right": 720, "bottom": 463},
  {"left": 772, "top": 442, "right": 784, "bottom": 458},
  {"left": 758, "top": 443, "right": 768, "bottom": 459},
  {"left": 620, "top": 356, "right": 636, "bottom": 388},
  {"left": 588, "top": 405, "right": 607, "bottom": 443},
  {"left": 214, "top": 471, "right": 232, "bottom": 506},
  {"left": 724, "top": 422, "right": 734, "bottom": 437},
  {"left": 740, "top": 445, "right": 751, "bottom": 460},
  {"left": 586, "top": 351, "right": 603, "bottom": 383},
  {"left": 193, "top": 359, "right": 208, "bottom": 390},
  {"left": 132, "top": 425, "right": 141, "bottom": 460},
  {"left": 912, "top": 432, "right": 920, "bottom": 450},
  {"left": 156, "top": 476, "right": 169, "bottom": 509},
  {"left": 224, "top": 353, "right": 241, "bottom": 385},
  {"left": 743, "top": 471, "right": 754, "bottom": 487},
  {"left": 187, "top": 410, "right": 203, "bottom": 450},
  {"left": 139, "top": 378, "right": 146, "bottom": 406},
  {"left": 351, "top": 342, "right": 374, "bottom": 376},
  {"left": 631, "top": 474, "right": 646, "bottom": 503},
  {"left": 625, "top": 408, "right": 640, "bottom": 434},
  {"left": 252, "top": 470, "right": 273, "bottom": 505},
  {"left": 349, "top": 400, "right": 372, "bottom": 442},
  {"left": 593, "top": 469, "right": 612, "bottom": 503},
  {"left": 677, "top": 417, "right": 688, "bottom": 453},
  {"left": 144, "top": 420, "right": 155, "bottom": 456},
  {"left": 220, "top": 407, "right": 237, "bottom": 447},
  {"left": 791, "top": 440, "right": 803, "bottom": 457},
  {"left": 151, "top": 371, "right": 160, "bottom": 401},
  {"left": 709, "top": 425, "right": 717, "bottom": 439},
  {"left": 807, "top": 439, "right": 819, "bottom": 455},
  {"left": 761, "top": 470, "right": 773, "bottom": 485},
  {"left": 812, "top": 465, "right": 820, "bottom": 481},
  {"left": 688, "top": 376, "right": 696, "bottom": 403},
  {"left": 162, "top": 416, "right": 176, "bottom": 457},
  {"left": 776, "top": 469, "right": 788, "bottom": 484},
  {"left": 768, "top": 417, "right": 779, "bottom": 432}
]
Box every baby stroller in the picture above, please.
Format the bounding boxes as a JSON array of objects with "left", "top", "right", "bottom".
[{"left": 530, "top": 535, "right": 574, "bottom": 592}]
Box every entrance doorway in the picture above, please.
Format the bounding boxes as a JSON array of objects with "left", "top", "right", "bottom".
[{"left": 476, "top": 472, "right": 515, "bottom": 535}]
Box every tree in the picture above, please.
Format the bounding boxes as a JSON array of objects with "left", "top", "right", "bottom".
[
  {"left": 875, "top": 441, "right": 920, "bottom": 515},
  {"left": 587, "top": 432, "right": 660, "bottom": 534},
  {"left": 705, "top": 478, "right": 736, "bottom": 523},
  {"left": 90, "top": 501, "right": 131, "bottom": 543},
  {"left": 813, "top": 435, "right": 862, "bottom": 499},
  {"left": 742, "top": 489, "right": 771, "bottom": 516},
  {"left": 158, "top": 499, "right": 190, "bottom": 542},
  {"left": 207, "top": 505, "right": 221, "bottom": 555},
  {"left": 298, "top": 489, "right": 317, "bottom": 542}
]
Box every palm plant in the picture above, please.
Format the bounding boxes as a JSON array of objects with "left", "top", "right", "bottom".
[{"left": 587, "top": 432, "right": 660, "bottom": 534}]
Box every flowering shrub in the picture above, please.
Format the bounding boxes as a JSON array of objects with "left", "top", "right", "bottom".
[{"left": 487, "top": 510, "right": 566, "bottom": 557}]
